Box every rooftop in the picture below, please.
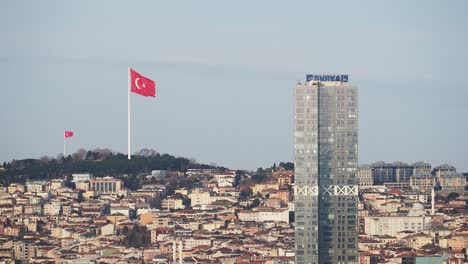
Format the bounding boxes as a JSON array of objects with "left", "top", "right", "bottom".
[
  {"left": 392, "top": 161, "right": 410, "bottom": 167},
  {"left": 434, "top": 164, "right": 456, "bottom": 171},
  {"left": 441, "top": 172, "right": 464, "bottom": 178},
  {"left": 411, "top": 161, "right": 431, "bottom": 167}
]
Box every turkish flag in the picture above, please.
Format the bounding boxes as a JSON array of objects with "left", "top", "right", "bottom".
[
  {"left": 64, "top": 131, "right": 74, "bottom": 138},
  {"left": 130, "top": 68, "right": 156, "bottom": 97}
]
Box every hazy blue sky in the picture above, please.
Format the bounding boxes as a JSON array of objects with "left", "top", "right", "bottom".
[{"left": 1, "top": 1, "right": 468, "bottom": 171}]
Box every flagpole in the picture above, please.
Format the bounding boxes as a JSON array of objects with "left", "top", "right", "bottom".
[
  {"left": 128, "top": 66, "right": 131, "bottom": 160},
  {"left": 64, "top": 138, "right": 66, "bottom": 157}
]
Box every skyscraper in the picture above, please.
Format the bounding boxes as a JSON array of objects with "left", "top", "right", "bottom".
[{"left": 294, "top": 75, "right": 358, "bottom": 264}]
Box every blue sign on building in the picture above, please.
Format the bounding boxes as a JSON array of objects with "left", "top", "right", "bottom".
[{"left": 306, "top": 74, "right": 349, "bottom": 82}]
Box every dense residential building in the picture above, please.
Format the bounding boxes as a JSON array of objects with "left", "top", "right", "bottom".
[
  {"left": 358, "top": 165, "right": 373, "bottom": 186},
  {"left": 439, "top": 172, "right": 466, "bottom": 192},
  {"left": 370, "top": 162, "right": 418, "bottom": 185},
  {"left": 411, "top": 161, "right": 432, "bottom": 176},
  {"left": 358, "top": 182, "right": 467, "bottom": 263},
  {"left": 410, "top": 173, "right": 436, "bottom": 192},
  {"left": 294, "top": 75, "right": 358, "bottom": 264},
  {"left": 371, "top": 162, "right": 396, "bottom": 184},
  {"left": 0, "top": 160, "right": 465, "bottom": 263},
  {"left": 393, "top": 162, "right": 413, "bottom": 183},
  {"left": 432, "top": 164, "right": 456, "bottom": 181}
]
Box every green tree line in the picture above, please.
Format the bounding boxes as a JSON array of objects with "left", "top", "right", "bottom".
[{"left": 0, "top": 148, "right": 217, "bottom": 186}]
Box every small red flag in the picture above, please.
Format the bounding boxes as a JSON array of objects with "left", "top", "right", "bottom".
[
  {"left": 130, "top": 68, "right": 156, "bottom": 97},
  {"left": 65, "top": 131, "right": 74, "bottom": 138}
]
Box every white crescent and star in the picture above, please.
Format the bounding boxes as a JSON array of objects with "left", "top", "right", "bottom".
[{"left": 135, "top": 78, "right": 146, "bottom": 90}]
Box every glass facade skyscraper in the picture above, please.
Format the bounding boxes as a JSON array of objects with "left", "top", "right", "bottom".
[{"left": 294, "top": 77, "right": 358, "bottom": 264}]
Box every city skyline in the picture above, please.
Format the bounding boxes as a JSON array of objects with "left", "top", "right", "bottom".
[{"left": 2, "top": 1, "right": 468, "bottom": 171}]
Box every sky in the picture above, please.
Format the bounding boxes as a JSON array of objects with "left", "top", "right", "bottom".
[{"left": 1, "top": 1, "right": 468, "bottom": 171}]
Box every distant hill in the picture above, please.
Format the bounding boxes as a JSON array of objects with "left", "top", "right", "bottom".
[{"left": 0, "top": 148, "right": 220, "bottom": 186}]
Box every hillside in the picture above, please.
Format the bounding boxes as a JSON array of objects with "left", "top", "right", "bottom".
[{"left": 0, "top": 148, "right": 220, "bottom": 186}]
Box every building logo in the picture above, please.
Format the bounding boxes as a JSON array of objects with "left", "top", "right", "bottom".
[{"left": 306, "top": 74, "right": 348, "bottom": 82}]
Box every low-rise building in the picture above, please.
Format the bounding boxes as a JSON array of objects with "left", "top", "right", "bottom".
[
  {"left": 89, "top": 177, "right": 123, "bottom": 194},
  {"left": 238, "top": 207, "right": 289, "bottom": 223},
  {"left": 446, "top": 232, "right": 468, "bottom": 252},
  {"left": 161, "top": 197, "right": 184, "bottom": 210},
  {"left": 189, "top": 189, "right": 211, "bottom": 208},
  {"left": 75, "top": 181, "right": 90, "bottom": 191},
  {"left": 364, "top": 216, "right": 428, "bottom": 236},
  {"left": 43, "top": 201, "right": 61, "bottom": 216},
  {"left": 252, "top": 182, "right": 279, "bottom": 195},
  {"left": 26, "top": 181, "right": 47, "bottom": 193},
  {"left": 213, "top": 173, "right": 235, "bottom": 187},
  {"left": 402, "top": 233, "right": 433, "bottom": 249},
  {"left": 183, "top": 237, "right": 212, "bottom": 249},
  {"left": 110, "top": 207, "right": 132, "bottom": 218},
  {"left": 72, "top": 173, "right": 93, "bottom": 182}
]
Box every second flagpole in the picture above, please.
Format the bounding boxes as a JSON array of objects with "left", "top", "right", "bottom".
[
  {"left": 128, "top": 66, "right": 131, "bottom": 160},
  {"left": 64, "top": 138, "right": 66, "bottom": 157}
]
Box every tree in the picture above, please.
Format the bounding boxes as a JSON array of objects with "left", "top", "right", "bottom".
[
  {"left": 182, "top": 197, "right": 191, "bottom": 209},
  {"left": 148, "top": 197, "right": 161, "bottom": 208},
  {"left": 279, "top": 162, "right": 294, "bottom": 171},
  {"left": 1, "top": 149, "right": 220, "bottom": 186},
  {"left": 72, "top": 148, "right": 87, "bottom": 160},
  {"left": 421, "top": 243, "right": 436, "bottom": 250},
  {"left": 122, "top": 226, "right": 129, "bottom": 236},
  {"left": 446, "top": 192, "right": 460, "bottom": 201},
  {"left": 435, "top": 194, "right": 445, "bottom": 201},
  {"left": 124, "top": 226, "right": 150, "bottom": 248},
  {"left": 247, "top": 198, "right": 261, "bottom": 209},
  {"left": 10, "top": 159, "right": 17, "bottom": 170},
  {"left": 93, "top": 148, "right": 112, "bottom": 160},
  {"left": 239, "top": 186, "right": 252, "bottom": 201},
  {"left": 135, "top": 148, "right": 159, "bottom": 157},
  {"left": 234, "top": 171, "right": 243, "bottom": 187},
  {"left": 85, "top": 151, "right": 95, "bottom": 160},
  {"left": 39, "top": 155, "right": 51, "bottom": 164},
  {"left": 252, "top": 173, "right": 266, "bottom": 183}
]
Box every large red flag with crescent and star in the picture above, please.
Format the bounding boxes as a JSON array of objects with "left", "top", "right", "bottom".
[
  {"left": 64, "top": 131, "right": 74, "bottom": 138},
  {"left": 130, "top": 68, "right": 156, "bottom": 97}
]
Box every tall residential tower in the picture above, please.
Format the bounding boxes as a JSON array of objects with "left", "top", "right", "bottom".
[{"left": 294, "top": 74, "right": 358, "bottom": 264}]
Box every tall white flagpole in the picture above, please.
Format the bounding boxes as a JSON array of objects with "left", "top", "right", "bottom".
[
  {"left": 128, "top": 66, "right": 131, "bottom": 160},
  {"left": 63, "top": 137, "right": 66, "bottom": 157}
]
